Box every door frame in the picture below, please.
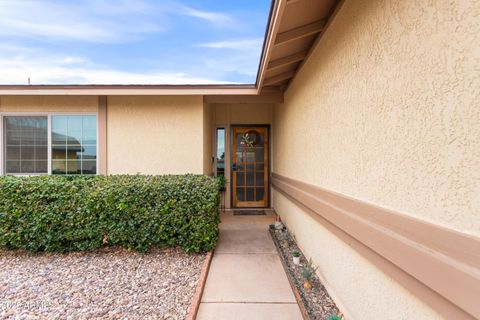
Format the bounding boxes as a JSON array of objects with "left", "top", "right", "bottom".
[{"left": 230, "top": 124, "right": 271, "bottom": 208}]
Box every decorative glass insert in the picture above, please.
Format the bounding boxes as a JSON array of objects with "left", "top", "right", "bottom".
[
  {"left": 216, "top": 128, "right": 225, "bottom": 177},
  {"left": 3, "top": 116, "right": 48, "bottom": 174},
  {"left": 51, "top": 115, "right": 97, "bottom": 175}
]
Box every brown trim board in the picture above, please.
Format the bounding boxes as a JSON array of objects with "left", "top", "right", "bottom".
[
  {"left": 0, "top": 84, "right": 259, "bottom": 96},
  {"left": 271, "top": 173, "right": 480, "bottom": 320},
  {"left": 98, "top": 96, "right": 107, "bottom": 175}
]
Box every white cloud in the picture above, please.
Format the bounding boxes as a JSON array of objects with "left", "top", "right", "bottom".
[
  {"left": 0, "top": 0, "right": 163, "bottom": 42},
  {"left": 177, "top": 5, "right": 233, "bottom": 26},
  {"left": 197, "top": 38, "right": 264, "bottom": 50},
  {"left": 0, "top": 0, "right": 235, "bottom": 42},
  {"left": 0, "top": 1, "right": 260, "bottom": 84},
  {"left": 0, "top": 44, "right": 232, "bottom": 84}
]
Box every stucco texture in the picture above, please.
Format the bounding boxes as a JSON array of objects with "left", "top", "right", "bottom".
[
  {"left": 213, "top": 103, "right": 273, "bottom": 125},
  {"left": 274, "top": 0, "right": 480, "bottom": 235},
  {"left": 273, "top": 0, "right": 479, "bottom": 319},
  {"left": 107, "top": 96, "right": 205, "bottom": 175}
]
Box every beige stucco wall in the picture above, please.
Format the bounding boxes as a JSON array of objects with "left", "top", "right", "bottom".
[
  {"left": 0, "top": 96, "right": 98, "bottom": 113},
  {"left": 107, "top": 96, "right": 205, "bottom": 175},
  {"left": 273, "top": 0, "right": 479, "bottom": 319},
  {"left": 214, "top": 103, "right": 273, "bottom": 126}
]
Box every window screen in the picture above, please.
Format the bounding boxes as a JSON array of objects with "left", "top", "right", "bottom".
[{"left": 3, "top": 116, "right": 48, "bottom": 174}]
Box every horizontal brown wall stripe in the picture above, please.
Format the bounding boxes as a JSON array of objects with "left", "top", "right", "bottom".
[{"left": 271, "top": 173, "right": 480, "bottom": 320}]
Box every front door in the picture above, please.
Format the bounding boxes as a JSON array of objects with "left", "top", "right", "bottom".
[{"left": 232, "top": 126, "right": 269, "bottom": 208}]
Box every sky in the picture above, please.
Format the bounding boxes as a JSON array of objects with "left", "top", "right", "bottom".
[{"left": 0, "top": 0, "right": 271, "bottom": 85}]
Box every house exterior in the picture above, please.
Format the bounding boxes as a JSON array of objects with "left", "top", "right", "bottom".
[{"left": 0, "top": 1, "right": 479, "bottom": 319}]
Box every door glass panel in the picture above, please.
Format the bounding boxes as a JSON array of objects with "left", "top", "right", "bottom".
[
  {"left": 246, "top": 151, "right": 254, "bottom": 162},
  {"left": 236, "top": 172, "right": 245, "bottom": 186},
  {"left": 236, "top": 151, "right": 244, "bottom": 162},
  {"left": 256, "top": 188, "right": 265, "bottom": 201},
  {"left": 256, "top": 172, "right": 264, "bottom": 185},
  {"left": 246, "top": 188, "right": 255, "bottom": 201},
  {"left": 255, "top": 147, "right": 264, "bottom": 162},
  {"left": 236, "top": 133, "right": 243, "bottom": 146},
  {"left": 246, "top": 172, "right": 254, "bottom": 186},
  {"left": 236, "top": 188, "right": 245, "bottom": 201}
]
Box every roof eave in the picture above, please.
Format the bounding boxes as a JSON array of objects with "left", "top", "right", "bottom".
[{"left": 0, "top": 84, "right": 259, "bottom": 96}]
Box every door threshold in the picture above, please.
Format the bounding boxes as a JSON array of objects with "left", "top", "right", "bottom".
[{"left": 233, "top": 210, "right": 267, "bottom": 216}]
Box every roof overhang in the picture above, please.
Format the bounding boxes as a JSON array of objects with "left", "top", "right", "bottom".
[
  {"left": 256, "top": 0, "right": 342, "bottom": 92},
  {"left": 0, "top": 84, "right": 258, "bottom": 96},
  {"left": 0, "top": 0, "right": 342, "bottom": 101}
]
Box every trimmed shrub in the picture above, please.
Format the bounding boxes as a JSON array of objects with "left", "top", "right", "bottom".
[{"left": 0, "top": 174, "right": 221, "bottom": 253}]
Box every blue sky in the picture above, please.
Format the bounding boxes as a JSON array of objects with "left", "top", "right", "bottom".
[{"left": 0, "top": 0, "right": 271, "bottom": 84}]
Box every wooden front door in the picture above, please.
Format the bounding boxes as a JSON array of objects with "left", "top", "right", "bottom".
[{"left": 232, "top": 127, "right": 269, "bottom": 208}]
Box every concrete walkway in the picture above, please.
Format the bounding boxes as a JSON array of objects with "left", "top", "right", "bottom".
[{"left": 197, "top": 212, "right": 302, "bottom": 320}]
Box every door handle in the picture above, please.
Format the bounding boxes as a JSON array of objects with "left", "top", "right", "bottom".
[{"left": 232, "top": 164, "right": 237, "bottom": 171}]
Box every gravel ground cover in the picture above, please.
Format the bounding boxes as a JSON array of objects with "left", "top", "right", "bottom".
[
  {"left": 0, "top": 247, "right": 206, "bottom": 320},
  {"left": 271, "top": 226, "right": 342, "bottom": 320}
]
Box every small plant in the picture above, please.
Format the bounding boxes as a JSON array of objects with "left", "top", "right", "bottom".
[
  {"left": 217, "top": 174, "right": 227, "bottom": 191},
  {"left": 292, "top": 250, "right": 301, "bottom": 265},
  {"left": 302, "top": 258, "right": 318, "bottom": 290}
]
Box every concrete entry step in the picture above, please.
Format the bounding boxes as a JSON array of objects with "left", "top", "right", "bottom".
[{"left": 197, "top": 303, "right": 301, "bottom": 320}]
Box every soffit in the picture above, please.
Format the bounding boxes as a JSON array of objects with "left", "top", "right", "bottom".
[{"left": 257, "top": 0, "right": 341, "bottom": 93}]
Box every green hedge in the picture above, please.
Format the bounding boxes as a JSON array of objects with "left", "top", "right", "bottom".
[{"left": 0, "top": 174, "right": 221, "bottom": 253}]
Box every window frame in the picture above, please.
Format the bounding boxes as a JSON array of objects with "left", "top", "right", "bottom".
[
  {"left": 0, "top": 112, "right": 99, "bottom": 176},
  {"left": 215, "top": 126, "right": 226, "bottom": 178}
]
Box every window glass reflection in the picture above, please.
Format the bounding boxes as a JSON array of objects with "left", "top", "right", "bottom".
[
  {"left": 216, "top": 128, "right": 225, "bottom": 177},
  {"left": 51, "top": 115, "right": 97, "bottom": 175}
]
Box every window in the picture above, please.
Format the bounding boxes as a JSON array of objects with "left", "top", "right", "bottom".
[
  {"left": 216, "top": 128, "right": 225, "bottom": 177},
  {"left": 51, "top": 115, "right": 97, "bottom": 175},
  {"left": 2, "top": 114, "right": 97, "bottom": 175},
  {"left": 3, "top": 116, "right": 48, "bottom": 174}
]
